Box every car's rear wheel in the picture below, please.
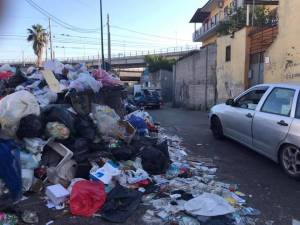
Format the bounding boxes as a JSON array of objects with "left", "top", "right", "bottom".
[
  {"left": 280, "top": 144, "right": 300, "bottom": 179},
  {"left": 211, "top": 116, "right": 224, "bottom": 139}
]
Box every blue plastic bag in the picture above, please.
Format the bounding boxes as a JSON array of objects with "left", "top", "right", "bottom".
[
  {"left": 127, "top": 115, "right": 148, "bottom": 136},
  {"left": 0, "top": 139, "right": 22, "bottom": 200}
]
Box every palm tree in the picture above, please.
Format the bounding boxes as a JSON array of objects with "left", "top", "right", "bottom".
[{"left": 27, "top": 24, "right": 48, "bottom": 67}]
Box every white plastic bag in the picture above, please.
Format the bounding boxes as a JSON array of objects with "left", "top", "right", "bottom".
[
  {"left": 0, "top": 90, "right": 40, "bottom": 137},
  {"left": 92, "top": 104, "right": 120, "bottom": 138},
  {"left": 33, "top": 87, "right": 58, "bottom": 107},
  {"left": 69, "top": 73, "right": 102, "bottom": 93},
  {"left": 184, "top": 193, "right": 235, "bottom": 216},
  {"left": 44, "top": 59, "right": 64, "bottom": 74},
  {"left": 20, "top": 151, "right": 39, "bottom": 169}
]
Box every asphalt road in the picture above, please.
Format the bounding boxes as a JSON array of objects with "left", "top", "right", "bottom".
[{"left": 150, "top": 106, "right": 300, "bottom": 225}]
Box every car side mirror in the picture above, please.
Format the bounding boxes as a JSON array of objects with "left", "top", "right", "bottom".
[{"left": 225, "top": 98, "right": 235, "bottom": 106}]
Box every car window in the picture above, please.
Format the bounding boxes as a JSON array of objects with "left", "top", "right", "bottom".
[
  {"left": 261, "top": 87, "right": 295, "bottom": 116},
  {"left": 234, "top": 87, "right": 268, "bottom": 110},
  {"left": 295, "top": 93, "right": 300, "bottom": 119}
]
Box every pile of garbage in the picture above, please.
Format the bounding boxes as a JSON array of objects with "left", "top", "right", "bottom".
[{"left": 0, "top": 60, "right": 260, "bottom": 225}]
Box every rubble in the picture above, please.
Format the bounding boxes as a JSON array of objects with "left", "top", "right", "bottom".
[{"left": 0, "top": 61, "right": 264, "bottom": 224}]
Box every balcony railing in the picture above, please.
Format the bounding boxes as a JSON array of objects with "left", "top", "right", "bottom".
[{"left": 193, "top": 11, "right": 228, "bottom": 42}]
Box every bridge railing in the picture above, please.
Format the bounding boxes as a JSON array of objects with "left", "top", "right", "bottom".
[{"left": 0, "top": 45, "right": 200, "bottom": 65}]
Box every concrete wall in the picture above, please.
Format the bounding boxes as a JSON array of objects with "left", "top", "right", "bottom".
[
  {"left": 149, "top": 70, "right": 173, "bottom": 102},
  {"left": 264, "top": 0, "right": 300, "bottom": 83},
  {"left": 216, "top": 27, "right": 250, "bottom": 102},
  {"left": 174, "top": 45, "right": 217, "bottom": 110}
]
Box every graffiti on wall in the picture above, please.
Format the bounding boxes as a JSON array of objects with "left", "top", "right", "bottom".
[{"left": 285, "top": 60, "right": 300, "bottom": 79}]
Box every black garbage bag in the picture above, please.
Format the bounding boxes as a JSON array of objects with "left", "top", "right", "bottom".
[
  {"left": 130, "top": 136, "right": 158, "bottom": 151},
  {"left": 74, "top": 116, "right": 96, "bottom": 141},
  {"left": 111, "top": 146, "right": 133, "bottom": 161},
  {"left": 16, "top": 114, "right": 44, "bottom": 139},
  {"left": 156, "top": 140, "right": 170, "bottom": 159},
  {"left": 141, "top": 146, "right": 170, "bottom": 175},
  {"left": 70, "top": 138, "right": 90, "bottom": 162},
  {"left": 202, "top": 215, "right": 236, "bottom": 225},
  {"left": 67, "top": 89, "right": 92, "bottom": 116},
  {"left": 101, "top": 184, "right": 143, "bottom": 223},
  {"left": 75, "top": 162, "right": 92, "bottom": 179},
  {"left": 88, "top": 142, "right": 107, "bottom": 152},
  {"left": 42, "top": 105, "right": 76, "bottom": 134},
  {"left": 7, "top": 68, "right": 27, "bottom": 88},
  {"left": 0, "top": 80, "right": 8, "bottom": 97}
]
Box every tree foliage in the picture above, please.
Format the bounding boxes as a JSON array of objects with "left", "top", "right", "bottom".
[
  {"left": 144, "top": 55, "right": 176, "bottom": 73},
  {"left": 27, "top": 24, "right": 48, "bottom": 66},
  {"left": 218, "top": 6, "right": 278, "bottom": 36}
]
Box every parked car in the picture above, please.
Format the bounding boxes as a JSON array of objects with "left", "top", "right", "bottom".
[
  {"left": 134, "top": 89, "right": 162, "bottom": 109},
  {"left": 209, "top": 83, "right": 300, "bottom": 179}
]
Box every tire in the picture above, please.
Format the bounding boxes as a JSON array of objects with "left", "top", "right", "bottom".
[
  {"left": 211, "top": 116, "right": 224, "bottom": 139},
  {"left": 279, "top": 144, "right": 300, "bottom": 179}
]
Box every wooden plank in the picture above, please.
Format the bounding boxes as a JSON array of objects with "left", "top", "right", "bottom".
[{"left": 41, "top": 70, "right": 61, "bottom": 93}]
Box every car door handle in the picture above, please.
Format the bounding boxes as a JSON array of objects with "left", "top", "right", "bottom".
[
  {"left": 277, "top": 120, "right": 288, "bottom": 126},
  {"left": 246, "top": 113, "right": 253, "bottom": 118}
]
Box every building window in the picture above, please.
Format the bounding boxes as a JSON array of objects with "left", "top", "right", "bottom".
[{"left": 225, "top": 45, "right": 231, "bottom": 62}]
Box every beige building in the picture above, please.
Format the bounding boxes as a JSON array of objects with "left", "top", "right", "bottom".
[
  {"left": 190, "top": 0, "right": 244, "bottom": 46},
  {"left": 190, "top": 0, "right": 300, "bottom": 104},
  {"left": 264, "top": 0, "right": 300, "bottom": 83},
  {"left": 190, "top": 0, "right": 280, "bottom": 104},
  {"left": 216, "top": 27, "right": 252, "bottom": 101}
]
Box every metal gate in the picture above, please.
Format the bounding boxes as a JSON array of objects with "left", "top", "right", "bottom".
[{"left": 249, "top": 53, "right": 264, "bottom": 87}]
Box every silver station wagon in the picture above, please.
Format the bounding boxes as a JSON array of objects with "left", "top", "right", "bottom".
[{"left": 209, "top": 83, "right": 300, "bottom": 179}]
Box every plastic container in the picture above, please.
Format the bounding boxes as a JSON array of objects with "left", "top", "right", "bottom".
[{"left": 22, "top": 169, "right": 34, "bottom": 191}]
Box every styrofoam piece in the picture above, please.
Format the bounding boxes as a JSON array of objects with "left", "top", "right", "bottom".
[
  {"left": 46, "top": 142, "right": 73, "bottom": 169},
  {"left": 45, "top": 184, "right": 69, "bottom": 206}
]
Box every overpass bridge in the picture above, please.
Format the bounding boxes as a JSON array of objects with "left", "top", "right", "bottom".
[
  {"left": 0, "top": 47, "right": 199, "bottom": 81},
  {"left": 1, "top": 47, "right": 198, "bottom": 68}
]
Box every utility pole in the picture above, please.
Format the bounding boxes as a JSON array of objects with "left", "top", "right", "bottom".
[
  {"left": 246, "top": 4, "right": 250, "bottom": 26},
  {"left": 45, "top": 41, "right": 48, "bottom": 61},
  {"left": 107, "top": 14, "right": 111, "bottom": 69},
  {"left": 251, "top": 0, "right": 255, "bottom": 26},
  {"left": 48, "top": 18, "right": 53, "bottom": 60},
  {"left": 99, "top": 0, "right": 105, "bottom": 69}
]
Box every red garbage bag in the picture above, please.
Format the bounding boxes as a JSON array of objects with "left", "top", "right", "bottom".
[
  {"left": 0, "top": 71, "right": 13, "bottom": 80},
  {"left": 70, "top": 180, "right": 106, "bottom": 217}
]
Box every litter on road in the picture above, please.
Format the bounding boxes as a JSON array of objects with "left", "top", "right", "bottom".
[{"left": 0, "top": 61, "right": 265, "bottom": 225}]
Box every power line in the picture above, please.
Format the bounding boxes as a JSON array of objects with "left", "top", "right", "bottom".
[
  {"left": 25, "top": 0, "right": 193, "bottom": 42},
  {"left": 111, "top": 25, "right": 191, "bottom": 42},
  {"left": 25, "top": 0, "right": 100, "bottom": 33},
  {"left": 57, "top": 32, "right": 178, "bottom": 43},
  {"left": 52, "top": 38, "right": 173, "bottom": 48},
  {"left": 0, "top": 34, "right": 196, "bottom": 49}
]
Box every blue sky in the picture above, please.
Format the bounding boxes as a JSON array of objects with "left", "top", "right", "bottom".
[{"left": 0, "top": 0, "right": 205, "bottom": 61}]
